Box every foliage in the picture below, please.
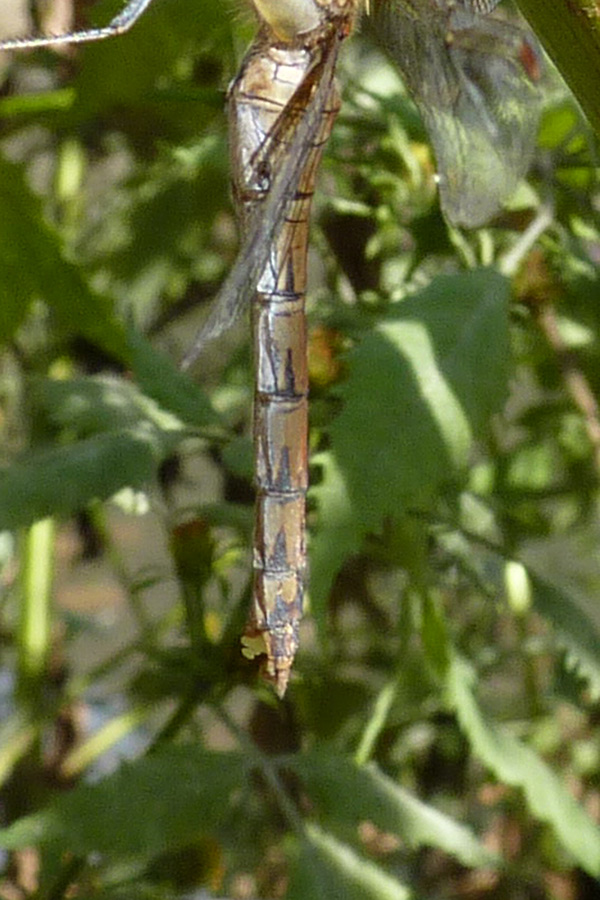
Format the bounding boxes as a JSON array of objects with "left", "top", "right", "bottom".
[
  {"left": 516, "top": 0, "right": 600, "bottom": 136},
  {"left": 0, "top": 0, "right": 599, "bottom": 898}
]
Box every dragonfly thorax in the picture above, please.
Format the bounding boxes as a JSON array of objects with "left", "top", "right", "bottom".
[
  {"left": 251, "top": 0, "right": 322, "bottom": 40},
  {"left": 251, "top": 0, "right": 360, "bottom": 43}
]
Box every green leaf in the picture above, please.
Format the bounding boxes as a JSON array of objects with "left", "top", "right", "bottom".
[
  {"left": 0, "top": 746, "right": 246, "bottom": 859},
  {"left": 0, "top": 156, "right": 130, "bottom": 360},
  {"left": 287, "top": 751, "right": 496, "bottom": 868},
  {"left": 310, "top": 269, "right": 511, "bottom": 601},
  {"left": 0, "top": 158, "right": 219, "bottom": 432},
  {"left": 288, "top": 825, "right": 410, "bottom": 900},
  {"left": 525, "top": 560, "right": 600, "bottom": 700},
  {"left": 0, "top": 373, "right": 206, "bottom": 529},
  {"left": 309, "top": 449, "right": 363, "bottom": 613},
  {"left": 34, "top": 375, "right": 183, "bottom": 436},
  {"left": 70, "top": 0, "right": 232, "bottom": 118},
  {"left": 420, "top": 590, "right": 452, "bottom": 679},
  {"left": 516, "top": 0, "right": 600, "bottom": 138},
  {"left": 517, "top": 532, "right": 600, "bottom": 698},
  {"left": 0, "top": 426, "right": 181, "bottom": 530},
  {"left": 447, "top": 655, "right": 600, "bottom": 875},
  {"left": 331, "top": 270, "right": 511, "bottom": 523},
  {"left": 127, "top": 328, "right": 218, "bottom": 428}
]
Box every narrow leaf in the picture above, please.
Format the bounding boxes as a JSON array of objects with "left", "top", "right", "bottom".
[
  {"left": 287, "top": 751, "right": 496, "bottom": 868},
  {"left": 0, "top": 156, "right": 130, "bottom": 360},
  {"left": 521, "top": 541, "right": 600, "bottom": 698},
  {"left": 448, "top": 655, "right": 600, "bottom": 875},
  {"left": 288, "top": 825, "right": 410, "bottom": 900}
]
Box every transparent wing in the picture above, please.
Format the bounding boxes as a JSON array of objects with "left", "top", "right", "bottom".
[
  {"left": 181, "top": 32, "right": 341, "bottom": 369},
  {"left": 461, "top": 0, "right": 501, "bottom": 12},
  {"left": 369, "top": 0, "right": 541, "bottom": 227}
]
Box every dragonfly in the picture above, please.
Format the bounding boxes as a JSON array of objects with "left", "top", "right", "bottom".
[{"left": 0, "top": 0, "right": 541, "bottom": 695}]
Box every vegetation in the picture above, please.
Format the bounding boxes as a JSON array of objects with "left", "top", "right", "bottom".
[{"left": 0, "top": 0, "right": 599, "bottom": 897}]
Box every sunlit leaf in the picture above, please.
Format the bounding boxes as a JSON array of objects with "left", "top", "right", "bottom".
[{"left": 310, "top": 269, "right": 511, "bottom": 602}]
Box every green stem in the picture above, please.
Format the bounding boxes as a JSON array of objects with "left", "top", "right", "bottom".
[
  {"left": 215, "top": 705, "right": 306, "bottom": 836},
  {"left": 18, "top": 517, "right": 55, "bottom": 711},
  {"left": 354, "top": 678, "right": 399, "bottom": 767}
]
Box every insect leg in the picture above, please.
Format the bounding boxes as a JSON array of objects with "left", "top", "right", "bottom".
[{"left": 0, "top": 0, "right": 156, "bottom": 50}]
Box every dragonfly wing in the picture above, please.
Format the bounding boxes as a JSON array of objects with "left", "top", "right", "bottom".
[
  {"left": 182, "top": 32, "right": 341, "bottom": 369},
  {"left": 460, "top": 0, "right": 501, "bottom": 13},
  {"left": 370, "top": 1, "right": 541, "bottom": 227}
]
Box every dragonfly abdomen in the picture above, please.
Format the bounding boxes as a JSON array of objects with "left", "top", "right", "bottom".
[
  {"left": 251, "top": 284, "right": 309, "bottom": 695},
  {"left": 230, "top": 29, "right": 342, "bottom": 695}
]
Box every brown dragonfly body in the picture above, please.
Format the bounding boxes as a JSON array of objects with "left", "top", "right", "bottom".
[
  {"left": 231, "top": 2, "right": 358, "bottom": 695},
  {"left": 0, "top": 0, "right": 540, "bottom": 695}
]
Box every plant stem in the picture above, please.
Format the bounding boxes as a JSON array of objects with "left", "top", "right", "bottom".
[{"left": 18, "top": 517, "right": 54, "bottom": 711}]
